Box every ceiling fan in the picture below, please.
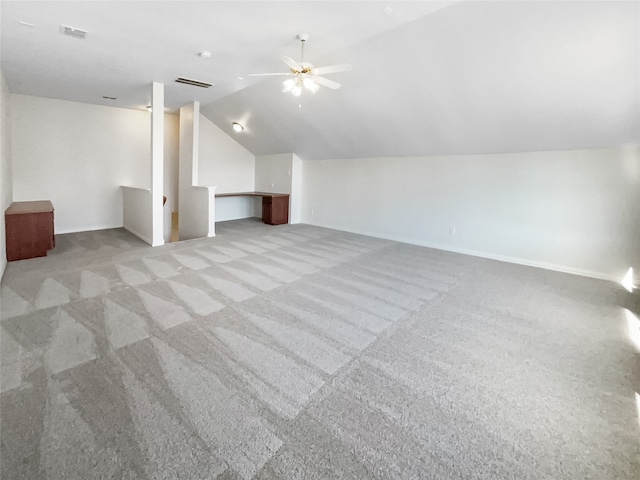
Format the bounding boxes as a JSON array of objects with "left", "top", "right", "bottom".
[{"left": 249, "top": 34, "right": 352, "bottom": 96}]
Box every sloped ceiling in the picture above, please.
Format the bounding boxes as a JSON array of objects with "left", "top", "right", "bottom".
[{"left": 2, "top": 1, "right": 638, "bottom": 160}]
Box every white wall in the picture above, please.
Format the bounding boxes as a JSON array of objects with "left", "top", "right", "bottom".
[
  {"left": 10, "top": 95, "right": 162, "bottom": 233},
  {"left": 198, "top": 114, "right": 254, "bottom": 191},
  {"left": 255, "top": 153, "right": 293, "bottom": 193},
  {"left": 0, "top": 71, "right": 13, "bottom": 280},
  {"left": 255, "top": 153, "right": 302, "bottom": 223},
  {"left": 198, "top": 114, "right": 255, "bottom": 221},
  {"left": 214, "top": 196, "right": 256, "bottom": 222},
  {"left": 302, "top": 148, "right": 640, "bottom": 282},
  {"left": 122, "top": 186, "right": 153, "bottom": 244}
]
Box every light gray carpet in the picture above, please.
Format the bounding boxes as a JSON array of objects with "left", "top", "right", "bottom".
[{"left": 1, "top": 219, "right": 638, "bottom": 479}]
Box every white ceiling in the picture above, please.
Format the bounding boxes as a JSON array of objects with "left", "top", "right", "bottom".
[{"left": 2, "top": 1, "right": 638, "bottom": 160}]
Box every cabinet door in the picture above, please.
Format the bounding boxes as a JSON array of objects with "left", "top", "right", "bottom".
[
  {"left": 5, "top": 212, "right": 54, "bottom": 261},
  {"left": 270, "top": 197, "right": 289, "bottom": 225},
  {"left": 262, "top": 197, "right": 273, "bottom": 224}
]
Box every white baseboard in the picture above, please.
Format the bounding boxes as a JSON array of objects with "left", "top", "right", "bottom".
[
  {"left": 305, "top": 221, "right": 628, "bottom": 284},
  {"left": 123, "top": 226, "right": 153, "bottom": 246},
  {"left": 54, "top": 224, "right": 123, "bottom": 235}
]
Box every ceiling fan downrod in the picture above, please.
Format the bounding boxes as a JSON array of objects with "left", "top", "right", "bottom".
[{"left": 297, "top": 33, "right": 309, "bottom": 63}]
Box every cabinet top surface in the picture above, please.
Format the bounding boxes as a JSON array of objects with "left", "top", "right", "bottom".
[
  {"left": 215, "top": 191, "right": 289, "bottom": 198},
  {"left": 5, "top": 201, "right": 54, "bottom": 215}
]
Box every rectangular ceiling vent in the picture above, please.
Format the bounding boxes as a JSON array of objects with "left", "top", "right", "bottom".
[
  {"left": 174, "top": 77, "right": 213, "bottom": 88},
  {"left": 60, "top": 25, "right": 88, "bottom": 40}
]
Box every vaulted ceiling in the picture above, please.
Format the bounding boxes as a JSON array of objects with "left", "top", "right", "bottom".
[{"left": 2, "top": 1, "right": 638, "bottom": 160}]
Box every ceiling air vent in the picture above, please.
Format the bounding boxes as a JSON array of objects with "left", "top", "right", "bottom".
[
  {"left": 59, "top": 25, "right": 88, "bottom": 39},
  {"left": 174, "top": 77, "right": 213, "bottom": 88}
]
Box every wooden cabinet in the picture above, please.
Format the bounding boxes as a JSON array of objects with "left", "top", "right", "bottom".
[
  {"left": 262, "top": 195, "right": 289, "bottom": 225},
  {"left": 5, "top": 201, "right": 55, "bottom": 261}
]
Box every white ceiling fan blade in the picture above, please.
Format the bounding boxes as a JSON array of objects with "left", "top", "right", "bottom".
[
  {"left": 281, "top": 56, "right": 303, "bottom": 72},
  {"left": 311, "top": 63, "right": 352, "bottom": 75},
  {"left": 312, "top": 75, "right": 341, "bottom": 90},
  {"left": 248, "top": 72, "right": 293, "bottom": 77}
]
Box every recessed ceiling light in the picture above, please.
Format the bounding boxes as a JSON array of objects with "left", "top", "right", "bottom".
[
  {"left": 232, "top": 122, "right": 244, "bottom": 133},
  {"left": 146, "top": 106, "right": 152, "bottom": 112},
  {"left": 199, "top": 51, "right": 212, "bottom": 58},
  {"left": 237, "top": 76, "right": 244, "bottom": 81},
  {"left": 382, "top": 6, "right": 393, "bottom": 14}
]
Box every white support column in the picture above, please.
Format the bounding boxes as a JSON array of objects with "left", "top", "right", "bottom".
[
  {"left": 290, "top": 154, "right": 303, "bottom": 224},
  {"left": 151, "top": 82, "right": 164, "bottom": 246},
  {"left": 178, "top": 101, "right": 215, "bottom": 240},
  {"left": 179, "top": 101, "right": 200, "bottom": 190}
]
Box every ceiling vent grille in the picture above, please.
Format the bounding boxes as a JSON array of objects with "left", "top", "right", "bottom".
[
  {"left": 174, "top": 77, "right": 213, "bottom": 88},
  {"left": 60, "top": 25, "right": 88, "bottom": 39}
]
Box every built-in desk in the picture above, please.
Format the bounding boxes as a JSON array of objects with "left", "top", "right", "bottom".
[
  {"left": 5, "top": 201, "right": 55, "bottom": 261},
  {"left": 215, "top": 192, "right": 289, "bottom": 225}
]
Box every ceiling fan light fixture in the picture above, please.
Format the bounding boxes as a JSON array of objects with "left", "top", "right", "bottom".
[
  {"left": 283, "top": 78, "right": 296, "bottom": 92},
  {"left": 232, "top": 122, "right": 244, "bottom": 133},
  {"left": 303, "top": 77, "right": 319, "bottom": 94},
  {"left": 291, "top": 84, "right": 302, "bottom": 97}
]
